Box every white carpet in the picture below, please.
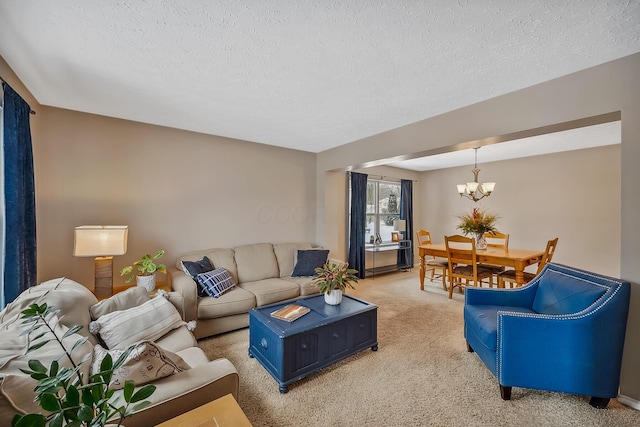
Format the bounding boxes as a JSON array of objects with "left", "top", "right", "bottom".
[{"left": 198, "top": 270, "right": 640, "bottom": 426}]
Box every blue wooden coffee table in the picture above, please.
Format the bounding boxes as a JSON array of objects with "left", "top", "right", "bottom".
[{"left": 248, "top": 294, "right": 378, "bottom": 393}]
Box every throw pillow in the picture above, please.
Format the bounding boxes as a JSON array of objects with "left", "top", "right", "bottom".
[
  {"left": 89, "top": 295, "right": 185, "bottom": 349},
  {"left": 182, "top": 256, "right": 215, "bottom": 297},
  {"left": 90, "top": 341, "right": 191, "bottom": 389},
  {"left": 89, "top": 286, "right": 151, "bottom": 320},
  {"left": 196, "top": 268, "right": 236, "bottom": 298},
  {"left": 292, "top": 249, "right": 330, "bottom": 277},
  {"left": 181, "top": 256, "right": 214, "bottom": 277}
]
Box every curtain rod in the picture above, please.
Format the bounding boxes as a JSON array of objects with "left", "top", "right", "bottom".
[{"left": 1, "top": 75, "right": 37, "bottom": 115}]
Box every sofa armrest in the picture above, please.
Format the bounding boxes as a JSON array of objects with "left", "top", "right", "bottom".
[
  {"left": 168, "top": 268, "right": 198, "bottom": 322},
  {"left": 111, "top": 358, "right": 239, "bottom": 426}
]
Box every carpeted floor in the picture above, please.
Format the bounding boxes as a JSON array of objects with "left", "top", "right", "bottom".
[{"left": 198, "top": 270, "right": 640, "bottom": 426}]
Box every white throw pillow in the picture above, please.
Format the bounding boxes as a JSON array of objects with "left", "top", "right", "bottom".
[
  {"left": 90, "top": 341, "right": 191, "bottom": 389},
  {"left": 89, "top": 295, "right": 185, "bottom": 349}
]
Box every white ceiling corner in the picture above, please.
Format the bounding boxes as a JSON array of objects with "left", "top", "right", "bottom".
[{"left": 0, "top": 1, "right": 638, "bottom": 160}]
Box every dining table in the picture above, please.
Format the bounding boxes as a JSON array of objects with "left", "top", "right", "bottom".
[{"left": 418, "top": 243, "right": 545, "bottom": 289}]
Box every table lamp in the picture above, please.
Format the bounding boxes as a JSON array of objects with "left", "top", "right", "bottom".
[
  {"left": 393, "top": 220, "right": 406, "bottom": 241},
  {"left": 73, "top": 225, "right": 128, "bottom": 298}
]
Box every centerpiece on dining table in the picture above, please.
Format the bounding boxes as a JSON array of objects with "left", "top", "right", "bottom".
[{"left": 456, "top": 207, "right": 500, "bottom": 250}]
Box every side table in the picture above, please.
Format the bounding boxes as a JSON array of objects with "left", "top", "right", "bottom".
[{"left": 155, "top": 393, "right": 252, "bottom": 426}]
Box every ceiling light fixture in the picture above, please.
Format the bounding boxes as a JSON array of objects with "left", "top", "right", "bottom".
[{"left": 456, "top": 147, "right": 495, "bottom": 203}]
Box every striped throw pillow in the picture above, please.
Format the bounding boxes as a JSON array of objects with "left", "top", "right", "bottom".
[{"left": 196, "top": 268, "right": 236, "bottom": 298}]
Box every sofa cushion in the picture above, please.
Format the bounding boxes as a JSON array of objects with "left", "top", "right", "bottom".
[
  {"left": 532, "top": 269, "right": 608, "bottom": 315},
  {"left": 233, "top": 243, "right": 279, "bottom": 283},
  {"left": 197, "top": 287, "right": 256, "bottom": 319},
  {"left": 292, "top": 249, "right": 329, "bottom": 276},
  {"left": 273, "top": 242, "right": 313, "bottom": 277},
  {"left": 196, "top": 268, "right": 236, "bottom": 298},
  {"left": 464, "top": 305, "right": 536, "bottom": 351},
  {"left": 90, "top": 286, "right": 151, "bottom": 320},
  {"left": 89, "top": 295, "right": 185, "bottom": 349},
  {"left": 238, "top": 278, "right": 300, "bottom": 306},
  {"left": 283, "top": 276, "right": 321, "bottom": 296},
  {"left": 91, "top": 341, "right": 191, "bottom": 389}
]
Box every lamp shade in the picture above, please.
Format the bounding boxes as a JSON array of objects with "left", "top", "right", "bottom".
[
  {"left": 393, "top": 219, "right": 406, "bottom": 232},
  {"left": 73, "top": 226, "right": 128, "bottom": 257}
]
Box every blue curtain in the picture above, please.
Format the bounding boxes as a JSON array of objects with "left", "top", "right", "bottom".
[
  {"left": 2, "top": 83, "right": 36, "bottom": 307},
  {"left": 348, "top": 172, "right": 367, "bottom": 279},
  {"left": 398, "top": 179, "right": 413, "bottom": 267}
]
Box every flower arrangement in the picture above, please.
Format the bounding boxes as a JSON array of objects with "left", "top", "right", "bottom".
[
  {"left": 456, "top": 207, "right": 500, "bottom": 235},
  {"left": 313, "top": 262, "right": 359, "bottom": 294}
]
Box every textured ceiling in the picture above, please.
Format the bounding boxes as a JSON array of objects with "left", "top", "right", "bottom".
[{"left": 0, "top": 1, "right": 639, "bottom": 154}]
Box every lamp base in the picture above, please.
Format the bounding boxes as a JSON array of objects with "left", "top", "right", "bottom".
[{"left": 94, "top": 256, "right": 114, "bottom": 298}]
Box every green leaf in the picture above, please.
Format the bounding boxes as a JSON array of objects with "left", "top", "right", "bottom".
[
  {"left": 81, "top": 388, "right": 94, "bottom": 406},
  {"left": 62, "top": 324, "right": 83, "bottom": 338},
  {"left": 71, "top": 336, "right": 89, "bottom": 353},
  {"left": 11, "top": 413, "right": 46, "bottom": 427},
  {"left": 77, "top": 405, "right": 94, "bottom": 421},
  {"left": 100, "top": 353, "right": 114, "bottom": 372},
  {"left": 130, "top": 384, "right": 156, "bottom": 402},
  {"left": 26, "top": 340, "right": 51, "bottom": 353},
  {"left": 27, "top": 359, "right": 47, "bottom": 373},
  {"left": 66, "top": 384, "right": 80, "bottom": 406},
  {"left": 49, "top": 412, "right": 63, "bottom": 427},
  {"left": 153, "top": 250, "right": 165, "bottom": 259},
  {"left": 123, "top": 380, "right": 135, "bottom": 401},
  {"left": 131, "top": 400, "right": 152, "bottom": 412},
  {"left": 40, "top": 392, "right": 61, "bottom": 411},
  {"left": 50, "top": 360, "right": 59, "bottom": 376}
]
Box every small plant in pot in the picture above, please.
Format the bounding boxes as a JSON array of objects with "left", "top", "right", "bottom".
[
  {"left": 119, "top": 250, "right": 166, "bottom": 292},
  {"left": 313, "top": 262, "right": 359, "bottom": 305}
]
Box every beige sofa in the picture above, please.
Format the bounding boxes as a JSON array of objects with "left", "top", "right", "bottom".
[
  {"left": 0, "top": 278, "right": 239, "bottom": 426},
  {"left": 170, "top": 242, "right": 330, "bottom": 339}
]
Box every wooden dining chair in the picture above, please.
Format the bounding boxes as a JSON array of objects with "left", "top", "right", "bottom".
[
  {"left": 479, "top": 232, "right": 510, "bottom": 283},
  {"left": 497, "top": 237, "right": 559, "bottom": 288},
  {"left": 445, "top": 235, "right": 494, "bottom": 299},
  {"left": 416, "top": 229, "right": 448, "bottom": 290}
]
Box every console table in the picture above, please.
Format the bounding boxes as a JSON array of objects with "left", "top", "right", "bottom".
[{"left": 365, "top": 240, "right": 412, "bottom": 278}]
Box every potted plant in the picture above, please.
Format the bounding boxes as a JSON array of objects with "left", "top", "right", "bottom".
[
  {"left": 120, "top": 250, "right": 166, "bottom": 292},
  {"left": 313, "top": 262, "right": 359, "bottom": 305},
  {"left": 11, "top": 303, "right": 155, "bottom": 427},
  {"left": 456, "top": 207, "right": 500, "bottom": 250}
]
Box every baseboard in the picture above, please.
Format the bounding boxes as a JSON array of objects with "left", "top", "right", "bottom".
[{"left": 618, "top": 394, "right": 640, "bottom": 410}]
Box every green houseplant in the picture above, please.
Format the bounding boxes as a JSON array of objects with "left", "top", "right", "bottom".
[
  {"left": 313, "top": 262, "right": 359, "bottom": 305},
  {"left": 12, "top": 303, "right": 155, "bottom": 427},
  {"left": 119, "top": 250, "right": 166, "bottom": 291},
  {"left": 456, "top": 207, "right": 500, "bottom": 250}
]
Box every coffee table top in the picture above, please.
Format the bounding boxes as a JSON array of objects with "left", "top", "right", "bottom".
[{"left": 250, "top": 294, "right": 377, "bottom": 337}]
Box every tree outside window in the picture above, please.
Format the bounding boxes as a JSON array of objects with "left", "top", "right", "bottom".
[{"left": 365, "top": 180, "right": 401, "bottom": 243}]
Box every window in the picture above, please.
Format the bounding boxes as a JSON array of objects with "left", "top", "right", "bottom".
[{"left": 365, "top": 180, "right": 401, "bottom": 243}]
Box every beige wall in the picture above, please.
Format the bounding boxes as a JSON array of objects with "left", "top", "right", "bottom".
[
  {"left": 34, "top": 107, "right": 317, "bottom": 288},
  {"left": 317, "top": 53, "right": 640, "bottom": 403},
  {"left": 421, "top": 145, "right": 621, "bottom": 277}
]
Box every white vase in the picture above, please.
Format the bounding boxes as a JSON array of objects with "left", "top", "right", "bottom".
[
  {"left": 475, "top": 232, "right": 487, "bottom": 250},
  {"left": 324, "top": 289, "right": 343, "bottom": 305},
  {"left": 136, "top": 275, "right": 156, "bottom": 292}
]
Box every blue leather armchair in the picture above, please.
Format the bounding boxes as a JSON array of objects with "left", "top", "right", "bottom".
[{"left": 464, "top": 263, "right": 630, "bottom": 408}]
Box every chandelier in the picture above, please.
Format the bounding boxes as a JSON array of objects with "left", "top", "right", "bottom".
[{"left": 456, "top": 147, "right": 495, "bottom": 202}]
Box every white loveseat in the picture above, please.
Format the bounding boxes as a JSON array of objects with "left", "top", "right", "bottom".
[
  {"left": 0, "top": 278, "right": 239, "bottom": 426},
  {"left": 169, "top": 242, "right": 334, "bottom": 339}
]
